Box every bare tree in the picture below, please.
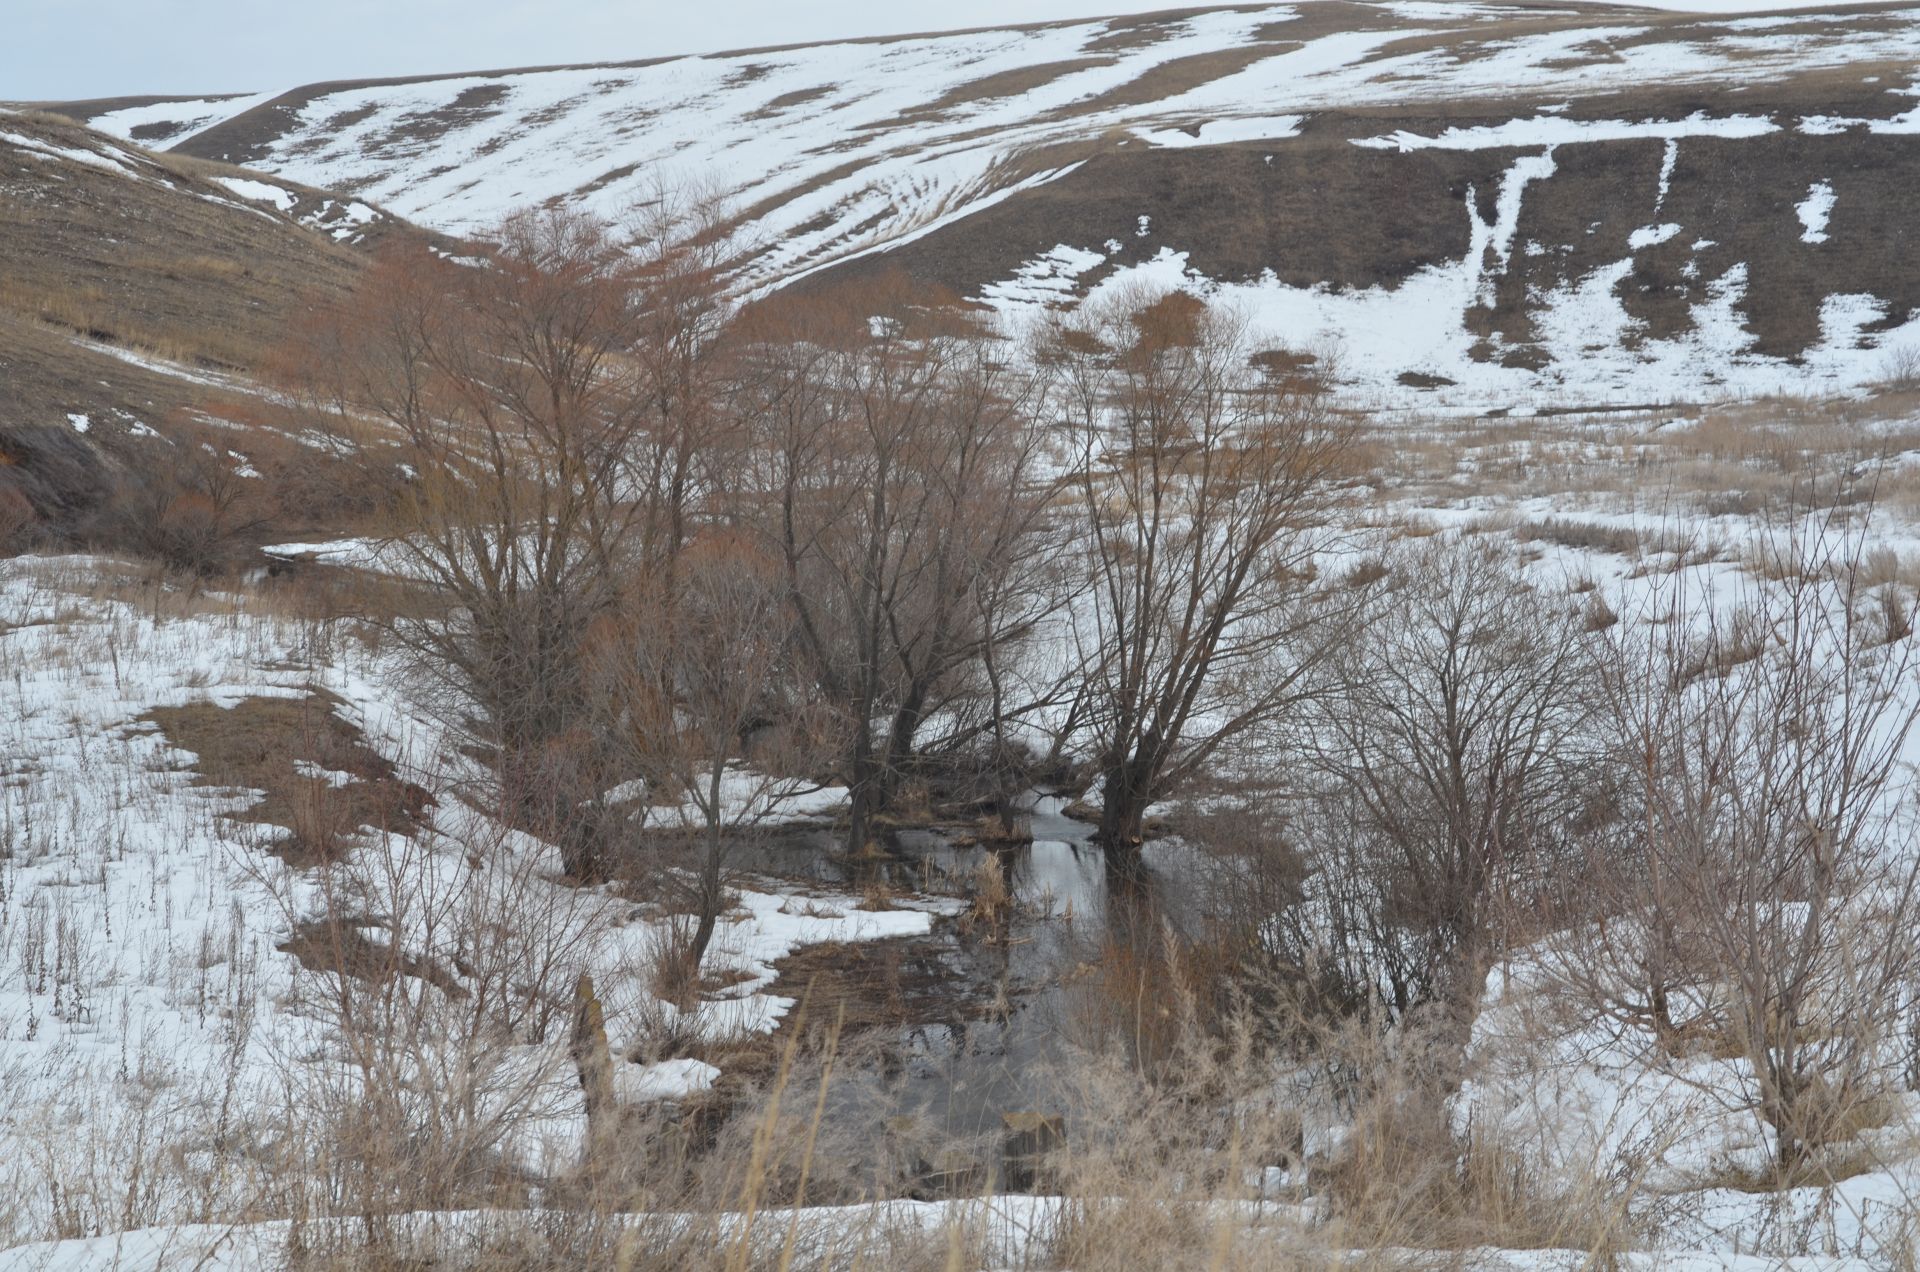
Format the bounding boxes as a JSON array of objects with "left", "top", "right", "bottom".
[
  {"left": 626, "top": 181, "right": 742, "bottom": 580},
  {"left": 289, "top": 209, "right": 654, "bottom": 877},
  {"left": 593, "top": 530, "right": 802, "bottom": 993},
  {"left": 735, "top": 278, "right": 1068, "bottom": 853},
  {"left": 1047, "top": 290, "right": 1352, "bottom": 855},
  {"left": 1282, "top": 538, "right": 1601, "bottom": 1020}
]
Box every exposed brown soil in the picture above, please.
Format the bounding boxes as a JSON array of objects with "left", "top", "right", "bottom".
[
  {"left": 279, "top": 918, "right": 466, "bottom": 995},
  {"left": 920, "top": 57, "right": 1119, "bottom": 115},
  {"left": 1068, "top": 43, "right": 1293, "bottom": 113},
  {"left": 0, "top": 114, "right": 378, "bottom": 369},
  {"left": 696, "top": 934, "right": 992, "bottom": 1082},
  {"left": 806, "top": 137, "right": 1498, "bottom": 297},
  {"left": 143, "top": 690, "right": 431, "bottom": 866}
]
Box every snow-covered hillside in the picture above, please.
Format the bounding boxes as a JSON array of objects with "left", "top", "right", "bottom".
[{"left": 65, "top": 0, "right": 1920, "bottom": 408}]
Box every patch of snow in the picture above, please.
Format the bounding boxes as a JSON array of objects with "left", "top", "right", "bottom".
[
  {"left": 1654, "top": 137, "right": 1679, "bottom": 211},
  {"left": 1799, "top": 91, "right": 1920, "bottom": 136},
  {"left": 0, "top": 130, "right": 133, "bottom": 174},
  {"left": 65, "top": 412, "right": 90, "bottom": 434},
  {"left": 1131, "top": 114, "right": 1303, "bottom": 147},
  {"left": 1796, "top": 179, "right": 1835, "bottom": 244},
  {"left": 214, "top": 176, "right": 297, "bottom": 212},
  {"left": 1482, "top": 148, "right": 1558, "bottom": 292},
  {"left": 261, "top": 536, "right": 402, "bottom": 572},
  {"left": 1628, "top": 222, "right": 1681, "bottom": 249},
  {"left": 81, "top": 93, "right": 276, "bottom": 145},
  {"left": 978, "top": 242, "right": 1108, "bottom": 309},
  {"left": 291, "top": 759, "right": 355, "bottom": 788},
  {"left": 616, "top": 1057, "right": 721, "bottom": 1103},
  {"left": 1355, "top": 111, "right": 1778, "bottom": 152}
]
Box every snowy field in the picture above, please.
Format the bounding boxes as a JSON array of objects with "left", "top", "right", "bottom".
[
  {"left": 8, "top": 392, "right": 1920, "bottom": 1266},
  {"left": 0, "top": 555, "right": 942, "bottom": 1253},
  {"left": 13, "top": 3, "right": 1920, "bottom": 1265}
]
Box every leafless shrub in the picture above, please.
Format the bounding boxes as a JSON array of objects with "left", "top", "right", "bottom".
[
  {"left": 111, "top": 432, "right": 274, "bottom": 576},
  {"left": 0, "top": 471, "right": 41, "bottom": 552},
  {"left": 257, "top": 798, "right": 614, "bottom": 1238},
  {"left": 1515, "top": 516, "right": 1642, "bottom": 557},
  {"left": 1582, "top": 590, "right": 1619, "bottom": 632},
  {"left": 1281, "top": 537, "right": 1601, "bottom": 1021},
  {"left": 1876, "top": 583, "right": 1915, "bottom": 645},
  {"left": 1552, "top": 513, "right": 1920, "bottom": 1174},
  {"left": 1880, "top": 343, "right": 1920, "bottom": 394}
]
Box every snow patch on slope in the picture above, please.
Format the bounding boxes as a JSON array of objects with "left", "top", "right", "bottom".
[
  {"left": 1796, "top": 179, "right": 1836, "bottom": 244},
  {"left": 1355, "top": 111, "right": 1779, "bottom": 152},
  {"left": 1132, "top": 114, "right": 1303, "bottom": 147},
  {"left": 215, "top": 175, "right": 297, "bottom": 212}
]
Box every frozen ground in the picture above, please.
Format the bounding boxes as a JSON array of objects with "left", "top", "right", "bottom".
[{"left": 0, "top": 554, "right": 935, "bottom": 1248}]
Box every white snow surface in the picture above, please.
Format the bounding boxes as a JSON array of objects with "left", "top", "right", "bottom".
[
  {"left": 1132, "top": 114, "right": 1304, "bottom": 147},
  {"left": 1352, "top": 111, "right": 1780, "bottom": 152},
  {"left": 616, "top": 1056, "right": 721, "bottom": 1102},
  {"left": 213, "top": 175, "right": 298, "bottom": 212},
  {"left": 1797, "top": 179, "right": 1837, "bottom": 243}
]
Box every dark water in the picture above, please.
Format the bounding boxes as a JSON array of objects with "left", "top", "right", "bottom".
[{"left": 730, "top": 795, "right": 1219, "bottom": 1177}]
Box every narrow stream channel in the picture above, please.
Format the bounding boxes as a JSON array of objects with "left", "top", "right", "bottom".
[{"left": 730, "top": 794, "right": 1220, "bottom": 1182}]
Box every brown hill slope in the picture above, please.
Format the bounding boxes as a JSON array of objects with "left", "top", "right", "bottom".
[{"left": 0, "top": 111, "right": 424, "bottom": 546}]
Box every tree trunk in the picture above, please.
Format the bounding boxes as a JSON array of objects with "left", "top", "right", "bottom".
[
  {"left": 570, "top": 972, "right": 616, "bottom": 1165},
  {"left": 688, "top": 826, "right": 725, "bottom": 974},
  {"left": 558, "top": 826, "right": 599, "bottom": 882},
  {"left": 1097, "top": 761, "right": 1150, "bottom": 860},
  {"left": 847, "top": 717, "right": 884, "bottom": 856},
  {"left": 875, "top": 695, "right": 927, "bottom": 815}
]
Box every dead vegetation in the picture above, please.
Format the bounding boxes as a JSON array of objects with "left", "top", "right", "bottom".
[{"left": 143, "top": 690, "right": 430, "bottom": 865}]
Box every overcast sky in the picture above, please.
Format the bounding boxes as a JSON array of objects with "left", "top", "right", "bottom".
[{"left": 7, "top": 1, "right": 1209, "bottom": 102}]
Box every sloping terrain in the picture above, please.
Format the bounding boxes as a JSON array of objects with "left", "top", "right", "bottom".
[
  {"left": 0, "top": 111, "right": 419, "bottom": 541},
  {"left": 47, "top": 0, "right": 1920, "bottom": 408}
]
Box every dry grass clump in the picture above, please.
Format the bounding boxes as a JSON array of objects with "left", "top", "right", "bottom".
[
  {"left": 959, "top": 851, "right": 1013, "bottom": 933},
  {"left": 1348, "top": 391, "right": 1920, "bottom": 527},
  {"left": 1514, "top": 516, "right": 1642, "bottom": 557}
]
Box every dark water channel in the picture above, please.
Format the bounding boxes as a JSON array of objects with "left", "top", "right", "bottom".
[{"left": 728, "top": 795, "right": 1220, "bottom": 1186}]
